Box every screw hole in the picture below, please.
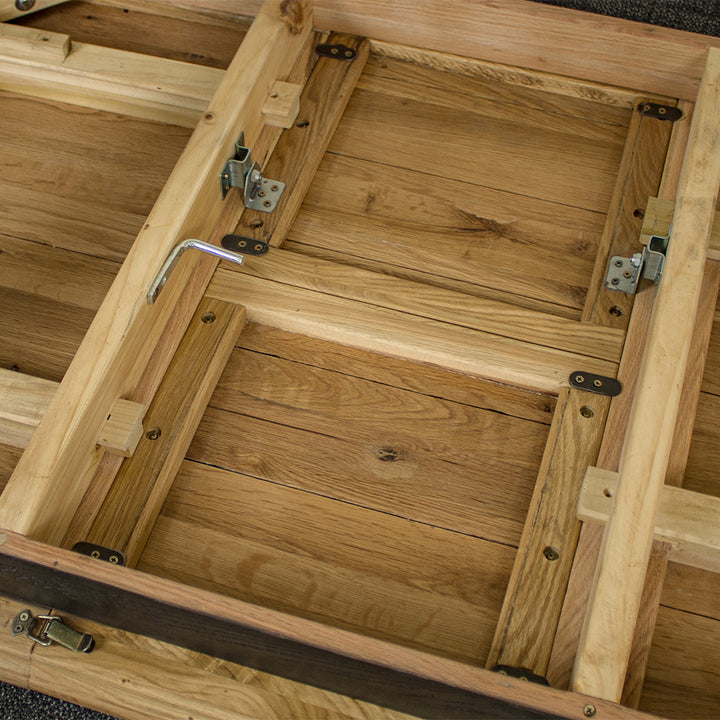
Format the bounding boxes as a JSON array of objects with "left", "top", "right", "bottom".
[
  {"left": 609, "top": 305, "right": 623, "bottom": 317},
  {"left": 263, "top": 200, "right": 271, "bottom": 207},
  {"left": 580, "top": 406, "right": 595, "bottom": 419},
  {"left": 145, "top": 427, "right": 161, "bottom": 441},
  {"left": 633, "top": 208, "right": 645, "bottom": 219},
  {"left": 249, "top": 219, "right": 264, "bottom": 229},
  {"left": 296, "top": 119, "right": 310, "bottom": 128},
  {"left": 201, "top": 312, "right": 216, "bottom": 324},
  {"left": 603, "top": 488, "right": 612, "bottom": 498}
]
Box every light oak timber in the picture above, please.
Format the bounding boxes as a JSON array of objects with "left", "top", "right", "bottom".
[
  {"left": 487, "top": 389, "right": 610, "bottom": 676},
  {"left": 123, "top": 0, "right": 720, "bottom": 101},
  {"left": 227, "top": 250, "right": 624, "bottom": 361},
  {"left": 0, "top": 445, "right": 22, "bottom": 495},
  {"left": 581, "top": 108, "right": 673, "bottom": 327},
  {"left": 141, "top": 460, "right": 515, "bottom": 664},
  {"left": 207, "top": 269, "right": 618, "bottom": 394},
  {"left": 0, "top": 0, "right": 312, "bottom": 545},
  {"left": 96, "top": 398, "right": 145, "bottom": 457},
  {"left": 642, "top": 196, "right": 720, "bottom": 260},
  {"left": 84, "top": 299, "right": 245, "bottom": 566},
  {"left": 288, "top": 153, "right": 608, "bottom": 313},
  {"left": 572, "top": 48, "right": 720, "bottom": 702},
  {"left": 547, "top": 96, "right": 697, "bottom": 696},
  {"left": 0, "top": 596, "right": 36, "bottom": 689},
  {"left": 641, "top": 607, "right": 720, "bottom": 720},
  {"left": 236, "top": 32, "right": 369, "bottom": 247},
  {"left": 662, "top": 562, "right": 720, "bottom": 621},
  {"left": 0, "top": 25, "right": 223, "bottom": 127},
  {"left": 237, "top": 323, "right": 557, "bottom": 425},
  {"left": 579, "top": 467, "right": 720, "bottom": 574},
  {"left": 368, "top": 41, "right": 654, "bottom": 111},
  {"left": 683, "top": 391, "right": 720, "bottom": 498},
  {"left": 0, "top": 531, "right": 665, "bottom": 720},
  {"left": 0, "top": 0, "right": 68, "bottom": 20}
]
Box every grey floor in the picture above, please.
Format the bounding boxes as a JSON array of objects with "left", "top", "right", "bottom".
[{"left": 2, "top": 1, "right": 719, "bottom": 719}]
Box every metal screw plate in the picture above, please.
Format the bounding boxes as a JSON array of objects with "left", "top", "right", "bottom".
[
  {"left": 637, "top": 102, "right": 682, "bottom": 122},
  {"left": 316, "top": 43, "right": 357, "bottom": 61},
  {"left": 72, "top": 541, "right": 126, "bottom": 566},
  {"left": 221, "top": 234, "right": 269, "bottom": 255},
  {"left": 569, "top": 372, "right": 622, "bottom": 397}
]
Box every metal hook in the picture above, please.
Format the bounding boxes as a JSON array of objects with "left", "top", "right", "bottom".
[{"left": 147, "top": 239, "right": 244, "bottom": 304}]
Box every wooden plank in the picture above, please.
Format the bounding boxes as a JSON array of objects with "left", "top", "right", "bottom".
[
  {"left": 643, "top": 196, "right": 720, "bottom": 259},
  {"left": 486, "top": 389, "right": 610, "bottom": 676},
  {"left": 662, "top": 562, "right": 720, "bottom": 620},
  {"left": 132, "top": 0, "right": 720, "bottom": 100},
  {"left": 236, "top": 323, "right": 557, "bottom": 425},
  {"left": 0, "top": 531, "right": 663, "bottom": 720},
  {"left": 194, "top": 352, "right": 546, "bottom": 544},
  {"left": 0, "top": 368, "right": 55, "bottom": 449},
  {"left": 0, "top": 0, "right": 311, "bottom": 545},
  {"left": 0, "top": 445, "right": 22, "bottom": 496},
  {"left": 327, "top": 82, "right": 627, "bottom": 214},
  {"left": 83, "top": 298, "right": 245, "bottom": 565},
  {"left": 0, "top": 0, "right": 68, "bottom": 21},
  {"left": 0, "top": 25, "right": 223, "bottom": 127},
  {"left": 684, "top": 391, "right": 720, "bottom": 497},
  {"left": 581, "top": 109, "right": 673, "bottom": 327},
  {"left": 572, "top": 48, "right": 720, "bottom": 702},
  {"left": 579, "top": 467, "right": 720, "bottom": 573},
  {"left": 207, "top": 269, "right": 618, "bottom": 393},
  {"left": 236, "top": 33, "right": 369, "bottom": 247},
  {"left": 140, "top": 460, "right": 515, "bottom": 665},
  {"left": 227, "top": 250, "right": 624, "bottom": 361},
  {"left": 0, "top": 596, "right": 34, "bottom": 689},
  {"left": 641, "top": 607, "right": 720, "bottom": 719},
  {"left": 288, "top": 152, "right": 610, "bottom": 313}
]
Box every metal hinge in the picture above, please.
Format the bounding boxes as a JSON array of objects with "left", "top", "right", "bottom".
[
  {"left": 604, "top": 232, "right": 669, "bottom": 294},
  {"left": 12, "top": 609, "right": 95, "bottom": 653},
  {"left": 221, "top": 132, "right": 285, "bottom": 211}
]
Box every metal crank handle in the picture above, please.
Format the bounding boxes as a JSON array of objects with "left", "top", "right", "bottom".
[{"left": 147, "top": 238, "right": 244, "bottom": 304}]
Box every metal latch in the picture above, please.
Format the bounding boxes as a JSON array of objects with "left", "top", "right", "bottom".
[
  {"left": 12, "top": 609, "right": 95, "bottom": 653},
  {"left": 604, "top": 232, "right": 669, "bottom": 294},
  {"left": 221, "top": 132, "right": 285, "bottom": 211}
]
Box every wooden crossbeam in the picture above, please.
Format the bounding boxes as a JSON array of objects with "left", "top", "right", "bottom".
[
  {"left": 0, "top": 0, "right": 312, "bottom": 546},
  {"left": 571, "top": 47, "right": 720, "bottom": 702},
  {"left": 0, "top": 23, "right": 223, "bottom": 127},
  {"left": 579, "top": 467, "right": 720, "bottom": 574}
]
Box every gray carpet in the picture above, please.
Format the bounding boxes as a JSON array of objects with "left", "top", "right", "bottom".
[{"left": 1, "top": 2, "right": 718, "bottom": 719}]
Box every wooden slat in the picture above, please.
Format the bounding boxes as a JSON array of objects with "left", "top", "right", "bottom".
[
  {"left": 207, "top": 269, "right": 618, "bottom": 393},
  {"left": 236, "top": 323, "right": 557, "bottom": 425},
  {"left": 0, "top": 530, "right": 664, "bottom": 720},
  {"left": 0, "top": 368, "right": 55, "bottom": 449},
  {"left": 84, "top": 298, "right": 245, "bottom": 565},
  {"left": 0, "top": 24, "right": 223, "bottom": 127},
  {"left": 0, "top": 0, "right": 311, "bottom": 545},
  {"left": 581, "top": 109, "right": 673, "bottom": 327},
  {"left": 140, "top": 460, "right": 515, "bottom": 665},
  {"left": 579, "top": 467, "right": 720, "bottom": 573},
  {"left": 132, "top": 0, "right": 720, "bottom": 100},
  {"left": 487, "top": 389, "right": 610, "bottom": 675},
  {"left": 572, "top": 48, "right": 720, "bottom": 702},
  {"left": 227, "top": 250, "right": 624, "bottom": 361},
  {"left": 235, "top": 33, "right": 369, "bottom": 247}
]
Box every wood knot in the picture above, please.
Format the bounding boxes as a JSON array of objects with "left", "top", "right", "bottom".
[{"left": 280, "top": 0, "right": 306, "bottom": 33}]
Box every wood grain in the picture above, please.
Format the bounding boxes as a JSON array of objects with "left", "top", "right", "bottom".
[
  {"left": 487, "top": 389, "right": 610, "bottom": 675},
  {"left": 236, "top": 323, "right": 557, "bottom": 425},
  {"left": 0, "top": 369, "right": 56, "bottom": 449},
  {"left": 208, "top": 269, "right": 618, "bottom": 393},
  {"left": 140, "top": 460, "right": 515, "bottom": 665},
  {"left": 289, "top": 152, "right": 608, "bottom": 313},
  {"left": 85, "top": 298, "right": 245, "bottom": 565}
]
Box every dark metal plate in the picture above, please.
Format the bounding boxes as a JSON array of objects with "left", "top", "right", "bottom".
[
  {"left": 637, "top": 102, "right": 683, "bottom": 121},
  {"left": 316, "top": 43, "right": 357, "bottom": 61},
  {"left": 72, "top": 542, "right": 126, "bottom": 566},
  {"left": 221, "top": 234, "right": 269, "bottom": 256},
  {"left": 569, "top": 372, "right": 622, "bottom": 397}
]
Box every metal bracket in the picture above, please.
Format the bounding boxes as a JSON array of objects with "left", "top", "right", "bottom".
[
  {"left": 316, "top": 43, "right": 357, "bottom": 61},
  {"left": 605, "top": 232, "right": 669, "bottom": 294},
  {"left": 637, "top": 102, "right": 683, "bottom": 122},
  {"left": 221, "top": 234, "right": 269, "bottom": 255},
  {"left": 12, "top": 609, "right": 95, "bottom": 653},
  {"left": 147, "top": 238, "right": 245, "bottom": 304},
  {"left": 569, "top": 372, "right": 622, "bottom": 397},
  {"left": 221, "top": 132, "right": 285, "bottom": 211},
  {"left": 72, "top": 541, "right": 126, "bottom": 566}
]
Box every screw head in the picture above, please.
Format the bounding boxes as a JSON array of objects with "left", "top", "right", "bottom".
[
  {"left": 543, "top": 546, "right": 560, "bottom": 562},
  {"left": 583, "top": 704, "right": 597, "bottom": 717},
  {"left": 15, "top": 0, "right": 36, "bottom": 10},
  {"left": 201, "top": 312, "right": 216, "bottom": 324},
  {"left": 580, "top": 406, "right": 595, "bottom": 419},
  {"left": 145, "top": 427, "right": 161, "bottom": 441},
  {"left": 19, "top": 612, "right": 30, "bottom": 622},
  {"left": 609, "top": 305, "right": 623, "bottom": 318}
]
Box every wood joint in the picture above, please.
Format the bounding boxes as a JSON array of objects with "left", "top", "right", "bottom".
[{"left": 262, "top": 80, "right": 302, "bottom": 127}]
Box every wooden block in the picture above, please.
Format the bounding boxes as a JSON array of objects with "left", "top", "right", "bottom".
[
  {"left": 642, "top": 196, "right": 720, "bottom": 260},
  {"left": 97, "top": 398, "right": 145, "bottom": 457},
  {"left": 262, "top": 80, "right": 301, "bottom": 127},
  {"left": 579, "top": 467, "right": 720, "bottom": 574},
  {"left": 0, "top": 23, "right": 70, "bottom": 61},
  {"left": 0, "top": 369, "right": 56, "bottom": 449}
]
